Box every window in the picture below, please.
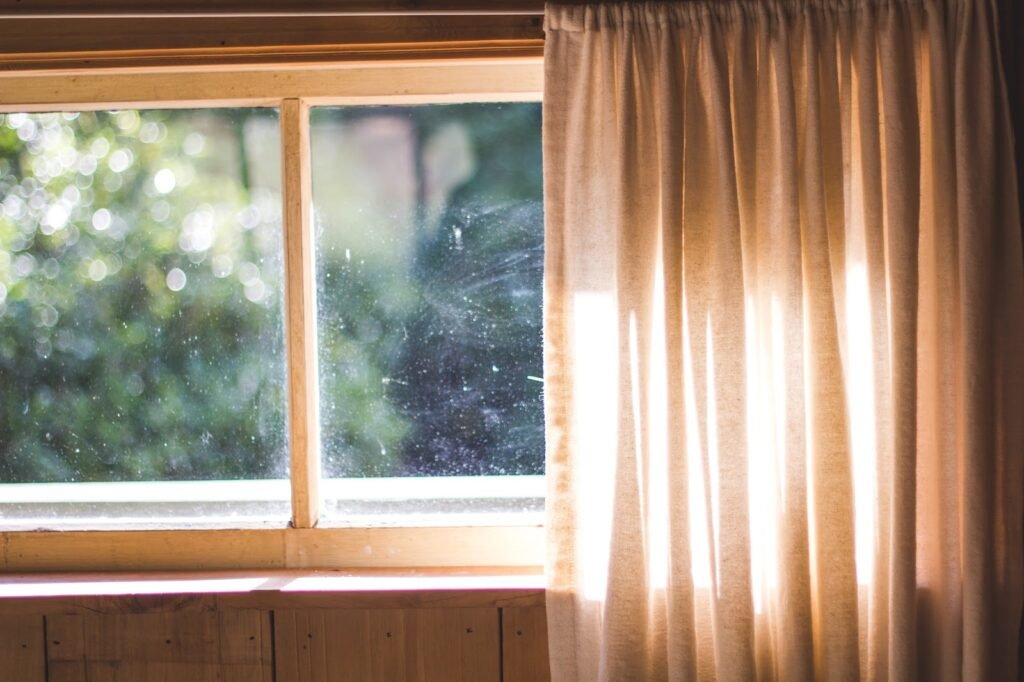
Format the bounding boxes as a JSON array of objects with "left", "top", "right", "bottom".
[
  {"left": 311, "top": 104, "right": 544, "bottom": 523},
  {"left": 0, "top": 60, "right": 545, "bottom": 570}
]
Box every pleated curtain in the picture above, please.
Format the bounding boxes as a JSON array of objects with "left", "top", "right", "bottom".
[{"left": 541, "top": 0, "right": 1023, "bottom": 679}]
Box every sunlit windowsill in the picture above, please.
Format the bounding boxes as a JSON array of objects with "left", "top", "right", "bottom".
[{"left": 0, "top": 568, "right": 547, "bottom": 613}]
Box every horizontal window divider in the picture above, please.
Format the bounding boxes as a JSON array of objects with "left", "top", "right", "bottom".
[
  {"left": 0, "top": 58, "right": 543, "bottom": 113},
  {"left": 0, "top": 526, "right": 545, "bottom": 572}
]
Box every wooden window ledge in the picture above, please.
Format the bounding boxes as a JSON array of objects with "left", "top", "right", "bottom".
[{"left": 0, "top": 568, "right": 546, "bottom": 615}]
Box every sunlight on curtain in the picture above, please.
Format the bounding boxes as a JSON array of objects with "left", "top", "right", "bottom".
[
  {"left": 572, "top": 291, "right": 618, "bottom": 602},
  {"left": 543, "top": 0, "right": 1024, "bottom": 679}
]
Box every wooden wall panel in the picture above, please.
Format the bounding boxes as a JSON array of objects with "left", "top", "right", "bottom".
[
  {"left": 501, "top": 606, "right": 551, "bottom": 682},
  {"left": 2, "top": 581, "right": 546, "bottom": 681},
  {"left": 0, "top": 614, "right": 45, "bottom": 682},
  {"left": 274, "top": 607, "right": 500, "bottom": 682},
  {"left": 409, "top": 608, "right": 499, "bottom": 681},
  {"left": 45, "top": 615, "right": 86, "bottom": 682},
  {"left": 45, "top": 610, "right": 271, "bottom": 681}
]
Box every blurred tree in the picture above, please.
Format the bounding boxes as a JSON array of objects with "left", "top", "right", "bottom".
[
  {"left": 0, "top": 103, "right": 544, "bottom": 484},
  {"left": 0, "top": 109, "right": 288, "bottom": 482},
  {"left": 391, "top": 103, "right": 544, "bottom": 476}
]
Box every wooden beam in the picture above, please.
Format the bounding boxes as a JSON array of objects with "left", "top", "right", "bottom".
[
  {"left": 281, "top": 97, "right": 321, "bottom": 530},
  {"left": 0, "top": 0, "right": 545, "bottom": 16},
  {"left": 0, "top": 59, "right": 544, "bottom": 112},
  {"left": 0, "top": 14, "right": 543, "bottom": 71},
  {"left": 0, "top": 527, "right": 545, "bottom": 571},
  {"left": 0, "top": 16, "right": 543, "bottom": 54},
  {"left": 0, "top": 42, "right": 544, "bottom": 72}
]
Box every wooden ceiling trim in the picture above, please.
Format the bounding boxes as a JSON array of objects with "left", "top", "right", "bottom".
[
  {"left": 0, "top": 0, "right": 546, "bottom": 16},
  {"left": 0, "top": 14, "right": 544, "bottom": 70}
]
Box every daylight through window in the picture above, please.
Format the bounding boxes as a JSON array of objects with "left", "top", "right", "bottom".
[{"left": 0, "top": 101, "right": 544, "bottom": 529}]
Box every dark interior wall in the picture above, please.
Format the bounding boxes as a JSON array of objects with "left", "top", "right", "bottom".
[
  {"left": 998, "top": 0, "right": 1023, "bottom": 225},
  {"left": 997, "top": 0, "right": 1024, "bottom": 673}
]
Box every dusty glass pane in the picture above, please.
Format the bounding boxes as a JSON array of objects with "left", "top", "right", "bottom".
[
  {"left": 312, "top": 103, "right": 543, "bottom": 481},
  {"left": 0, "top": 109, "right": 288, "bottom": 491}
]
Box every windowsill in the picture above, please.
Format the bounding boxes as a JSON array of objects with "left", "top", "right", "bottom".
[{"left": 0, "top": 568, "right": 546, "bottom": 614}]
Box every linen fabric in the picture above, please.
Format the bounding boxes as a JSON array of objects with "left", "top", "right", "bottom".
[{"left": 542, "top": 0, "right": 1023, "bottom": 679}]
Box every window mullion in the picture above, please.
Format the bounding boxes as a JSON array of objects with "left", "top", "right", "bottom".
[{"left": 281, "top": 97, "right": 321, "bottom": 529}]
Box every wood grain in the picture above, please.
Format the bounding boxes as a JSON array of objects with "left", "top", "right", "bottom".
[
  {"left": 0, "top": 526, "right": 544, "bottom": 571},
  {"left": 0, "top": 16, "right": 541, "bottom": 53},
  {"left": 281, "top": 97, "right": 321, "bottom": 530},
  {"left": 0, "top": 59, "right": 543, "bottom": 113},
  {"left": 410, "top": 607, "right": 500, "bottom": 681},
  {"left": 501, "top": 606, "right": 551, "bottom": 681},
  {"left": 45, "top": 614, "right": 87, "bottom": 682},
  {"left": 274, "top": 607, "right": 499, "bottom": 681},
  {"left": 45, "top": 610, "right": 271, "bottom": 681},
  {"left": 0, "top": 0, "right": 544, "bottom": 15},
  {"left": 0, "top": 569, "right": 545, "bottom": 615},
  {"left": 0, "top": 614, "right": 45, "bottom": 682},
  {"left": 0, "top": 14, "right": 543, "bottom": 71},
  {"left": 0, "top": 42, "right": 544, "bottom": 72}
]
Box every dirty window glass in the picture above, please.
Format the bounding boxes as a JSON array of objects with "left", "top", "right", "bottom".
[
  {"left": 0, "top": 109, "right": 288, "bottom": 494},
  {"left": 311, "top": 103, "right": 544, "bottom": 484}
]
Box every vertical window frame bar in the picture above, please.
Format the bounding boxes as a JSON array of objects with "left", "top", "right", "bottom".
[{"left": 281, "top": 97, "right": 321, "bottom": 528}]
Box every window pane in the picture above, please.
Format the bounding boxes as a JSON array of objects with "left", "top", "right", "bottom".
[
  {"left": 312, "top": 103, "right": 544, "bottom": 492},
  {"left": 0, "top": 109, "right": 288, "bottom": 524}
]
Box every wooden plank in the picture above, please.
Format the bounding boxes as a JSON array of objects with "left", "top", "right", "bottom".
[
  {"left": 46, "top": 611, "right": 269, "bottom": 681},
  {"left": 411, "top": 608, "right": 499, "bottom": 681},
  {"left": 274, "top": 610, "right": 302, "bottom": 682},
  {"left": 501, "top": 606, "right": 550, "bottom": 682},
  {"left": 283, "top": 526, "right": 544, "bottom": 568},
  {"left": 0, "top": 41, "right": 544, "bottom": 72},
  {"left": 365, "top": 609, "right": 410, "bottom": 680},
  {"left": 0, "top": 59, "right": 543, "bottom": 113},
  {"left": 0, "top": 15, "right": 543, "bottom": 70},
  {"left": 0, "top": 529, "right": 286, "bottom": 571},
  {"left": 0, "top": 569, "right": 545, "bottom": 616},
  {"left": 0, "top": 0, "right": 545, "bottom": 15},
  {"left": 275, "top": 607, "right": 498, "bottom": 681},
  {"left": 0, "top": 614, "right": 45, "bottom": 682},
  {"left": 281, "top": 96, "right": 321, "bottom": 530},
  {"left": 45, "top": 614, "right": 87, "bottom": 682},
  {"left": 314, "top": 608, "right": 410, "bottom": 681},
  {"left": 0, "top": 16, "right": 541, "bottom": 54},
  {"left": 259, "top": 610, "right": 275, "bottom": 682},
  {"left": 218, "top": 610, "right": 271, "bottom": 682},
  {"left": 0, "top": 526, "right": 543, "bottom": 572}
]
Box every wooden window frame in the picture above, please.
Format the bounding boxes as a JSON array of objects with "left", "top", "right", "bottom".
[{"left": 0, "top": 57, "right": 546, "bottom": 573}]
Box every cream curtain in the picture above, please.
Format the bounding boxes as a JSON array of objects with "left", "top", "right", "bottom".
[{"left": 542, "top": 0, "right": 1023, "bottom": 679}]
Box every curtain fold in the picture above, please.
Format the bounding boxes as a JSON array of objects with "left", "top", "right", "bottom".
[{"left": 542, "top": 0, "right": 1023, "bottom": 679}]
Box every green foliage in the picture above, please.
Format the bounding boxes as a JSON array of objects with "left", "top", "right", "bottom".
[
  {"left": 0, "top": 103, "right": 544, "bottom": 484},
  {"left": 0, "top": 109, "right": 287, "bottom": 482}
]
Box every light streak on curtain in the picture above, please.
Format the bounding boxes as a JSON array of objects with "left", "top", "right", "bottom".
[{"left": 542, "top": 0, "right": 1023, "bottom": 679}]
